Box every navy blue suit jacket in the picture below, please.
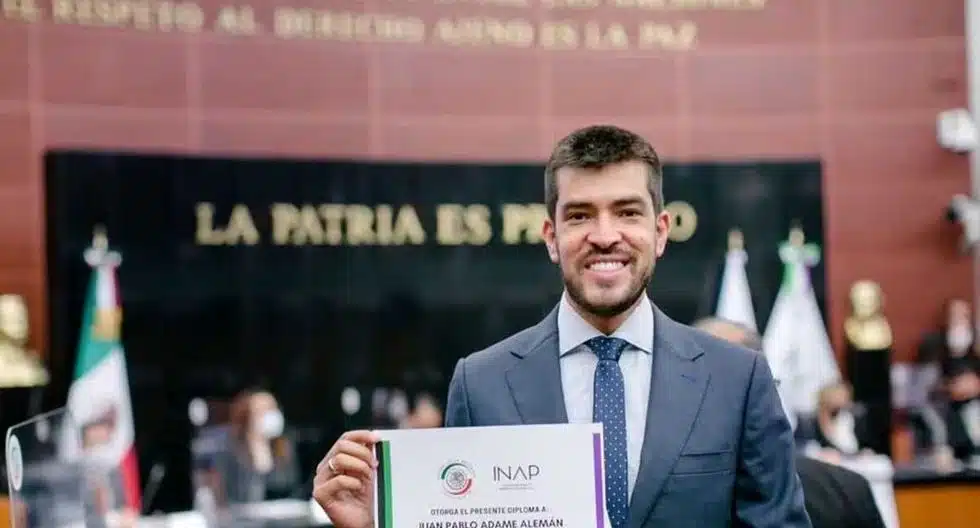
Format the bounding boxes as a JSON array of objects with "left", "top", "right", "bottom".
[{"left": 444, "top": 304, "right": 811, "bottom": 528}]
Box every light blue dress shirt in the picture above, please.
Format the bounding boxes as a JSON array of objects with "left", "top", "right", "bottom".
[{"left": 557, "top": 292, "right": 653, "bottom": 499}]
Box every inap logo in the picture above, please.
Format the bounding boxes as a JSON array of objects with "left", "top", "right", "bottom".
[
  {"left": 492, "top": 464, "right": 540, "bottom": 491},
  {"left": 439, "top": 460, "right": 475, "bottom": 497}
]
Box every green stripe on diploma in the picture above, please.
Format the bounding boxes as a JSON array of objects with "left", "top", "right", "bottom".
[{"left": 376, "top": 440, "right": 394, "bottom": 528}]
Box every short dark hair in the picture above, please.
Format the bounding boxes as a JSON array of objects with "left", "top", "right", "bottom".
[{"left": 544, "top": 125, "right": 664, "bottom": 219}]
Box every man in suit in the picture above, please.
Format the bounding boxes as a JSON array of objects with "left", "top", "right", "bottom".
[
  {"left": 313, "top": 125, "right": 811, "bottom": 528},
  {"left": 693, "top": 317, "right": 886, "bottom": 528}
]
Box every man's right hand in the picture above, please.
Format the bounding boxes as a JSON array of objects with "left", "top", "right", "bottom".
[{"left": 313, "top": 430, "right": 381, "bottom": 528}]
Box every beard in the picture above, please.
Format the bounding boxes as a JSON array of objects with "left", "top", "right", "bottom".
[{"left": 563, "top": 257, "right": 653, "bottom": 318}]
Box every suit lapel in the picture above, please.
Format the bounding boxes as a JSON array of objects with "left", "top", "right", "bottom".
[
  {"left": 628, "top": 308, "right": 709, "bottom": 528},
  {"left": 505, "top": 307, "right": 569, "bottom": 425}
]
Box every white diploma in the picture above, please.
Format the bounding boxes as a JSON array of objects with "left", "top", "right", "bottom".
[{"left": 374, "top": 423, "right": 606, "bottom": 528}]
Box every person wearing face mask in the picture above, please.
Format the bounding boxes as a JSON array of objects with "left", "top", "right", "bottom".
[
  {"left": 807, "top": 382, "right": 874, "bottom": 461},
  {"left": 692, "top": 317, "right": 887, "bottom": 528},
  {"left": 926, "top": 299, "right": 980, "bottom": 462},
  {"left": 218, "top": 389, "right": 300, "bottom": 506},
  {"left": 79, "top": 409, "right": 138, "bottom": 528}
]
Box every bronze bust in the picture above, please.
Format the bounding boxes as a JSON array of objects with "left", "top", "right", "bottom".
[
  {"left": 0, "top": 293, "right": 50, "bottom": 388},
  {"left": 844, "top": 280, "right": 893, "bottom": 351}
]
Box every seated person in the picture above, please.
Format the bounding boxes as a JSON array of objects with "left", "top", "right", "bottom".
[
  {"left": 79, "top": 408, "right": 138, "bottom": 528},
  {"left": 799, "top": 382, "right": 874, "bottom": 461},
  {"left": 217, "top": 389, "right": 300, "bottom": 505},
  {"left": 693, "top": 317, "right": 886, "bottom": 528},
  {"left": 919, "top": 298, "right": 980, "bottom": 462}
]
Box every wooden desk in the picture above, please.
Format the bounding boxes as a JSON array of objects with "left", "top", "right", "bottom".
[
  {"left": 1, "top": 496, "right": 10, "bottom": 528},
  {"left": 895, "top": 474, "right": 980, "bottom": 528}
]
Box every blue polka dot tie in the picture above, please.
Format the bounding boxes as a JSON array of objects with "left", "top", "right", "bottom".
[{"left": 587, "top": 336, "right": 630, "bottom": 528}]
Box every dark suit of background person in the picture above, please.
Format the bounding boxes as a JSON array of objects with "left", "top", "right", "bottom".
[
  {"left": 693, "top": 317, "right": 887, "bottom": 528},
  {"left": 919, "top": 299, "right": 980, "bottom": 461}
]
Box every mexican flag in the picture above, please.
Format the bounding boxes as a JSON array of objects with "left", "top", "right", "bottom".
[
  {"left": 762, "top": 236, "right": 841, "bottom": 416},
  {"left": 66, "top": 233, "right": 142, "bottom": 512},
  {"left": 715, "top": 244, "right": 757, "bottom": 331}
]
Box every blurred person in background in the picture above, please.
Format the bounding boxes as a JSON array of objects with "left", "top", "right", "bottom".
[
  {"left": 693, "top": 317, "right": 886, "bottom": 528},
  {"left": 919, "top": 299, "right": 980, "bottom": 462},
  {"left": 218, "top": 389, "right": 300, "bottom": 504},
  {"left": 80, "top": 408, "right": 137, "bottom": 528},
  {"left": 315, "top": 125, "right": 810, "bottom": 528},
  {"left": 398, "top": 393, "right": 443, "bottom": 429},
  {"left": 802, "top": 382, "right": 874, "bottom": 462}
]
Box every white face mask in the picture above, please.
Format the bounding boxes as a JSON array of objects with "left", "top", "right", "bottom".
[
  {"left": 947, "top": 326, "right": 973, "bottom": 355},
  {"left": 830, "top": 410, "right": 859, "bottom": 455},
  {"left": 257, "top": 409, "right": 284, "bottom": 439}
]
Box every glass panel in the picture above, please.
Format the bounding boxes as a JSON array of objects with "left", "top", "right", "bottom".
[{"left": 5, "top": 408, "right": 86, "bottom": 528}]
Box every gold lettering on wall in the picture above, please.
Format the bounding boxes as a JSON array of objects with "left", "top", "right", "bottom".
[
  {"left": 50, "top": 0, "right": 206, "bottom": 32},
  {"left": 3, "top": 0, "right": 42, "bottom": 22},
  {"left": 196, "top": 202, "right": 261, "bottom": 245},
  {"left": 432, "top": 17, "right": 535, "bottom": 48},
  {"left": 435, "top": 204, "right": 492, "bottom": 245},
  {"left": 539, "top": 20, "right": 578, "bottom": 49},
  {"left": 501, "top": 204, "right": 546, "bottom": 244},
  {"left": 214, "top": 4, "right": 257, "bottom": 35},
  {"left": 638, "top": 20, "right": 697, "bottom": 50},
  {"left": 195, "top": 201, "right": 701, "bottom": 246},
  {"left": 436, "top": 0, "right": 530, "bottom": 6},
  {"left": 612, "top": 0, "right": 765, "bottom": 9},
  {"left": 583, "top": 21, "right": 630, "bottom": 50},
  {"left": 268, "top": 203, "right": 427, "bottom": 246},
  {"left": 274, "top": 9, "right": 426, "bottom": 43},
  {"left": 0, "top": 0, "right": 769, "bottom": 52}
]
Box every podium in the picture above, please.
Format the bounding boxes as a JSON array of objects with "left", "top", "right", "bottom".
[
  {"left": 4, "top": 408, "right": 87, "bottom": 527},
  {"left": 1, "top": 496, "right": 10, "bottom": 528},
  {"left": 2, "top": 385, "right": 44, "bottom": 528}
]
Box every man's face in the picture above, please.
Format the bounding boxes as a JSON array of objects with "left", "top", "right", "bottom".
[{"left": 543, "top": 161, "right": 670, "bottom": 317}]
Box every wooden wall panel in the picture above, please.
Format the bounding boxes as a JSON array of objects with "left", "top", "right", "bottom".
[{"left": 0, "top": 0, "right": 971, "bottom": 363}]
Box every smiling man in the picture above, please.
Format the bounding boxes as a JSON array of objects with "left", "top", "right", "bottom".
[{"left": 314, "top": 125, "right": 811, "bottom": 528}]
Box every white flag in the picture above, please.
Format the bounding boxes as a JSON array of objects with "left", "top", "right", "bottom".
[
  {"left": 762, "top": 239, "right": 841, "bottom": 416},
  {"left": 716, "top": 247, "right": 757, "bottom": 331}
]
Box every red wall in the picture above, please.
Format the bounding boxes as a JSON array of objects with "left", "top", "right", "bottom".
[{"left": 0, "top": 0, "right": 970, "bottom": 362}]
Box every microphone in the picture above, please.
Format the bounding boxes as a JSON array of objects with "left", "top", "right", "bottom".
[{"left": 141, "top": 462, "right": 167, "bottom": 515}]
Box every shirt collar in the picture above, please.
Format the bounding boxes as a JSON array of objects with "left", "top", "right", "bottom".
[{"left": 557, "top": 291, "right": 654, "bottom": 356}]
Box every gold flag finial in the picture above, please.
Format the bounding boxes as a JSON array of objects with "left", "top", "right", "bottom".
[
  {"left": 788, "top": 221, "right": 805, "bottom": 247},
  {"left": 93, "top": 225, "right": 108, "bottom": 250},
  {"left": 727, "top": 228, "right": 744, "bottom": 251}
]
